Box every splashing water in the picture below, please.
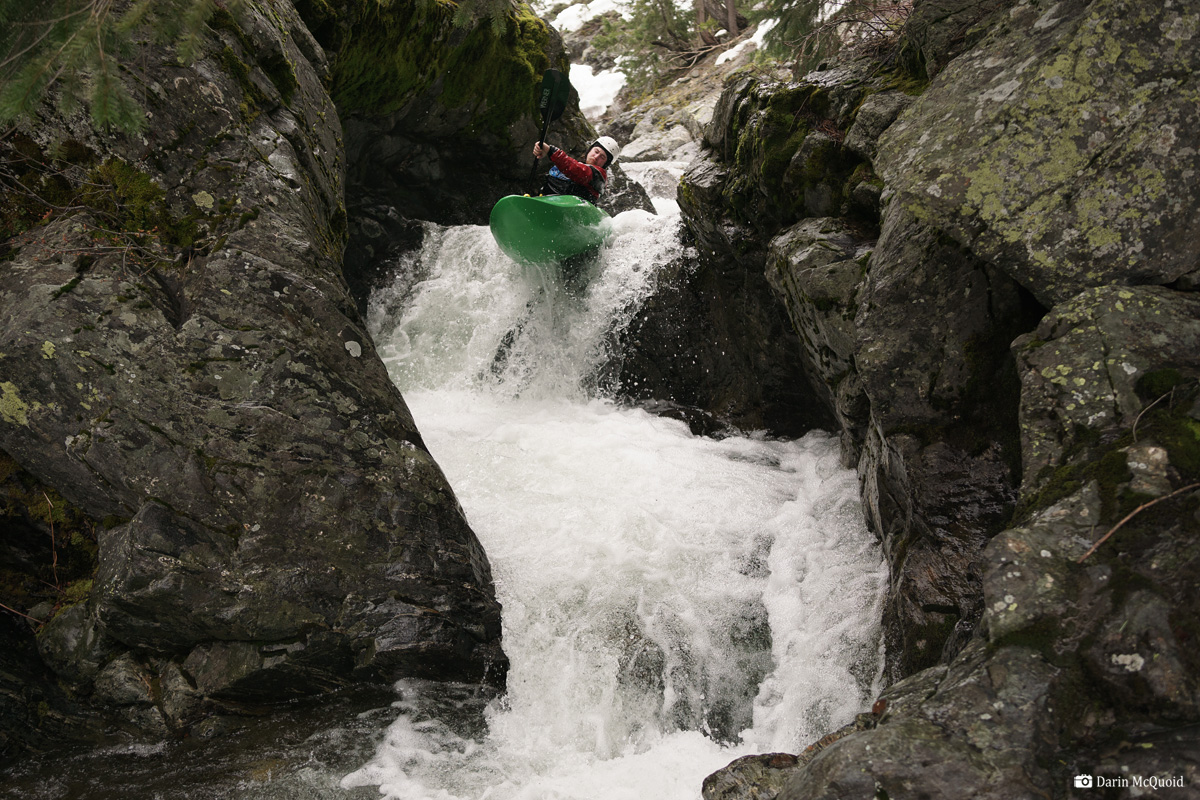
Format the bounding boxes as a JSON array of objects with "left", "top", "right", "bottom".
[{"left": 345, "top": 207, "right": 888, "bottom": 799}]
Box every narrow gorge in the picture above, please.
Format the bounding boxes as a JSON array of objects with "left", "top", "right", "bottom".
[{"left": 1, "top": 0, "right": 1198, "bottom": 797}]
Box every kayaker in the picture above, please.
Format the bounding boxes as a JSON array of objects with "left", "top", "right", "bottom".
[{"left": 532, "top": 136, "right": 620, "bottom": 203}]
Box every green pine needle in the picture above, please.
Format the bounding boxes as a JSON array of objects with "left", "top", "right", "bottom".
[{"left": 0, "top": 0, "right": 240, "bottom": 133}]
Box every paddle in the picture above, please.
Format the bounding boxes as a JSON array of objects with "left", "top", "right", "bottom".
[{"left": 528, "top": 68, "right": 571, "bottom": 187}]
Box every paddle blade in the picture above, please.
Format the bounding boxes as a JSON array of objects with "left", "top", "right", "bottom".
[{"left": 537, "top": 68, "right": 571, "bottom": 124}]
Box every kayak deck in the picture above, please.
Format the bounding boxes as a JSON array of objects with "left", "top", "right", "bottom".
[{"left": 489, "top": 194, "right": 612, "bottom": 266}]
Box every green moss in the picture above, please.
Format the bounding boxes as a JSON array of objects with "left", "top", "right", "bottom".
[
  {"left": 209, "top": 6, "right": 255, "bottom": 53},
  {"left": 847, "top": 162, "right": 884, "bottom": 193},
  {"left": 329, "top": 1, "right": 553, "bottom": 142},
  {"left": 1136, "top": 368, "right": 1185, "bottom": 400},
  {"left": 1156, "top": 410, "right": 1200, "bottom": 478},
  {"left": 1021, "top": 448, "right": 1131, "bottom": 523},
  {"left": 880, "top": 63, "right": 929, "bottom": 97},
  {"left": 716, "top": 78, "right": 863, "bottom": 231},
  {"left": 0, "top": 451, "right": 100, "bottom": 619},
  {"left": 216, "top": 45, "right": 270, "bottom": 122},
  {"left": 81, "top": 159, "right": 166, "bottom": 233},
  {"left": 67, "top": 157, "right": 215, "bottom": 256},
  {"left": 260, "top": 51, "right": 299, "bottom": 105},
  {"left": 1020, "top": 382, "right": 1200, "bottom": 522},
  {"left": 209, "top": 5, "right": 297, "bottom": 105},
  {"left": 59, "top": 579, "right": 94, "bottom": 606},
  {"left": 237, "top": 207, "right": 261, "bottom": 228}
]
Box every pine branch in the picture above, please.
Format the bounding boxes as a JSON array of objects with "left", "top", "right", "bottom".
[
  {"left": 0, "top": 0, "right": 244, "bottom": 133},
  {"left": 0, "top": 2, "right": 91, "bottom": 71}
]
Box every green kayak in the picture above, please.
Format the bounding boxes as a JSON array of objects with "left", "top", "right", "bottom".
[{"left": 489, "top": 194, "right": 612, "bottom": 266}]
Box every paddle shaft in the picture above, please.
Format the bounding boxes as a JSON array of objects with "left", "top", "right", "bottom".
[
  {"left": 529, "top": 111, "right": 554, "bottom": 185},
  {"left": 529, "top": 69, "right": 568, "bottom": 188}
]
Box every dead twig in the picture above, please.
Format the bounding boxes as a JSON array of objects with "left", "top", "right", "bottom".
[
  {"left": 43, "top": 491, "right": 59, "bottom": 587},
  {"left": 786, "top": 0, "right": 914, "bottom": 67},
  {"left": 0, "top": 602, "right": 45, "bottom": 625},
  {"left": 1077, "top": 482, "right": 1200, "bottom": 563},
  {"left": 1131, "top": 388, "right": 1174, "bottom": 443}
]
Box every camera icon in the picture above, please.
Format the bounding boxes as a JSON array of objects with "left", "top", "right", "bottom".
[{"left": 1074, "top": 775, "right": 1094, "bottom": 788}]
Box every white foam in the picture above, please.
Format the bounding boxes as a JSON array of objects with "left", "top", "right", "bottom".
[{"left": 353, "top": 186, "right": 886, "bottom": 799}]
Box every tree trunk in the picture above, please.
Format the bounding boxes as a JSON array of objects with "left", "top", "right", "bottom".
[{"left": 699, "top": 0, "right": 747, "bottom": 33}]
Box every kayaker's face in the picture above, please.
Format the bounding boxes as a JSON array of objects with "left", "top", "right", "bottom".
[{"left": 586, "top": 146, "right": 608, "bottom": 168}]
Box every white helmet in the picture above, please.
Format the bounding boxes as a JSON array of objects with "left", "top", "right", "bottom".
[{"left": 591, "top": 135, "right": 620, "bottom": 166}]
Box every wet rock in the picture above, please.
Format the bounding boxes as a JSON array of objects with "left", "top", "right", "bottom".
[
  {"left": 0, "top": 0, "right": 509, "bottom": 752},
  {"left": 342, "top": 205, "right": 426, "bottom": 316},
  {"left": 764, "top": 217, "right": 871, "bottom": 459},
  {"left": 879, "top": 0, "right": 1200, "bottom": 306},
  {"left": 593, "top": 237, "right": 835, "bottom": 437},
  {"left": 779, "top": 642, "right": 1059, "bottom": 800},
  {"left": 1013, "top": 285, "right": 1200, "bottom": 497},
  {"left": 854, "top": 203, "right": 1039, "bottom": 679},
  {"left": 93, "top": 654, "right": 155, "bottom": 707},
  {"left": 703, "top": 753, "right": 801, "bottom": 800}
]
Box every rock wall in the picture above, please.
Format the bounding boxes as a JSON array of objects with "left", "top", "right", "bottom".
[
  {"left": 0, "top": 0, "right": 566, "bottom": 756},
  {"left": 672, "top": 0, "right": 1200, "bottom": 794}
]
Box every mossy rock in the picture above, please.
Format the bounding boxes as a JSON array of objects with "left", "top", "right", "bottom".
[
  {"left": 707, "top": 76, "right": 862, "bottom": 232},
  {"left": 1014, "top": 286, "right": 1200, "bottom": 501},
  {"left": 327, "top": 0, "right": 553, "bottom": 142},
  {"left": 879, "top": 0, "right": 1200, "bottom": 306},
  {"left": 0, "top": 451, "right": 100, "bottom": 619}
]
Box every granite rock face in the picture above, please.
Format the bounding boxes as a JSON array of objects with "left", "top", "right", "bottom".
[
  {"left": 688, "top": 0, "right": 1200, "bottom": 795},
  {"left": 879, "top": 0, "right": 1200, "bottom": 306},
  {"left": 0, "top": 0, "right": 521, "bottom": 754}
]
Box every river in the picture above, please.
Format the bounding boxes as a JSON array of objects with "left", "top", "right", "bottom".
[
  {"left": 342, "top": 177, "right": 889, "bottom": 798},
  {"left": 1, "top": 165, "right": 886, "bottom": 800}
]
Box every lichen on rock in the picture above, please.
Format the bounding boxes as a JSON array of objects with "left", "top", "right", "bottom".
[{"left": 878, "top": 0, "right": 1200, "bottom": 306}]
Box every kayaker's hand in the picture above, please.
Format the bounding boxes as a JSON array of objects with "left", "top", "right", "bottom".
[{"left": 533, "top": 142, "right": 551, "bottom": 159}]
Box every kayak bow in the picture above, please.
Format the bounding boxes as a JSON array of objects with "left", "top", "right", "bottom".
[{"left": 489, "top": 194, "right": 612, "bottom": 266}]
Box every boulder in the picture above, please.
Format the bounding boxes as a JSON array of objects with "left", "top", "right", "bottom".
[
  {"left": 621, "top": 125, "right": 697, "bottom": 162},
  {"left": 1013, "top": 285, "right": 1200, "bottom": 497},
  {"left": 0, "top": 0, "right": 512, "bottom": 751},
  {"left": 879, "top": 0, "right": 1200, "bottom": 306}
]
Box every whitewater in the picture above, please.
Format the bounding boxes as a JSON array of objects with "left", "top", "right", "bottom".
[
  {"left": 0, "top": 138, "right": 887, "bottom": 800},
  {"left": 338, "top": 158, "right": 889, "bottom": 798}
]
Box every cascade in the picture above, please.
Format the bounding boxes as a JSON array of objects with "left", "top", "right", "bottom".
[
  {"left": 342, "top": 186, "right": 888, "bottom": 798},
  {"left": 0, "top": 169, "right": 887, "bottom": 800}
]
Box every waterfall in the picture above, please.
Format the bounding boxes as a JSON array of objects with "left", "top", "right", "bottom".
[
  {"left": 342, "top": 194, "right": 888, "bottom": 798},
  {"left": 0, "top": 181, "right": 887, "bottom": 800}
]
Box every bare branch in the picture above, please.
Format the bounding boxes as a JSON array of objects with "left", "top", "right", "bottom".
[
  {"left": 1131, "top": 388, "right": 1174, "bottom": 443},
  {"left": 0, "top": 602, "right": 45, "bottom": 625},
  {"left": 1077, "top": 482, "right": 1200, "bottom": 563}
]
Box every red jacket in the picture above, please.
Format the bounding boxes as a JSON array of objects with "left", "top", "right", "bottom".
[{"left": 547, "top": 147, "right": 607, "bottom": 201}]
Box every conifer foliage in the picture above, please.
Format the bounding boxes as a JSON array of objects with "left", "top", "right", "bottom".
[{"left": 0, "top": 0, "right": 242, "bottom": 133}]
